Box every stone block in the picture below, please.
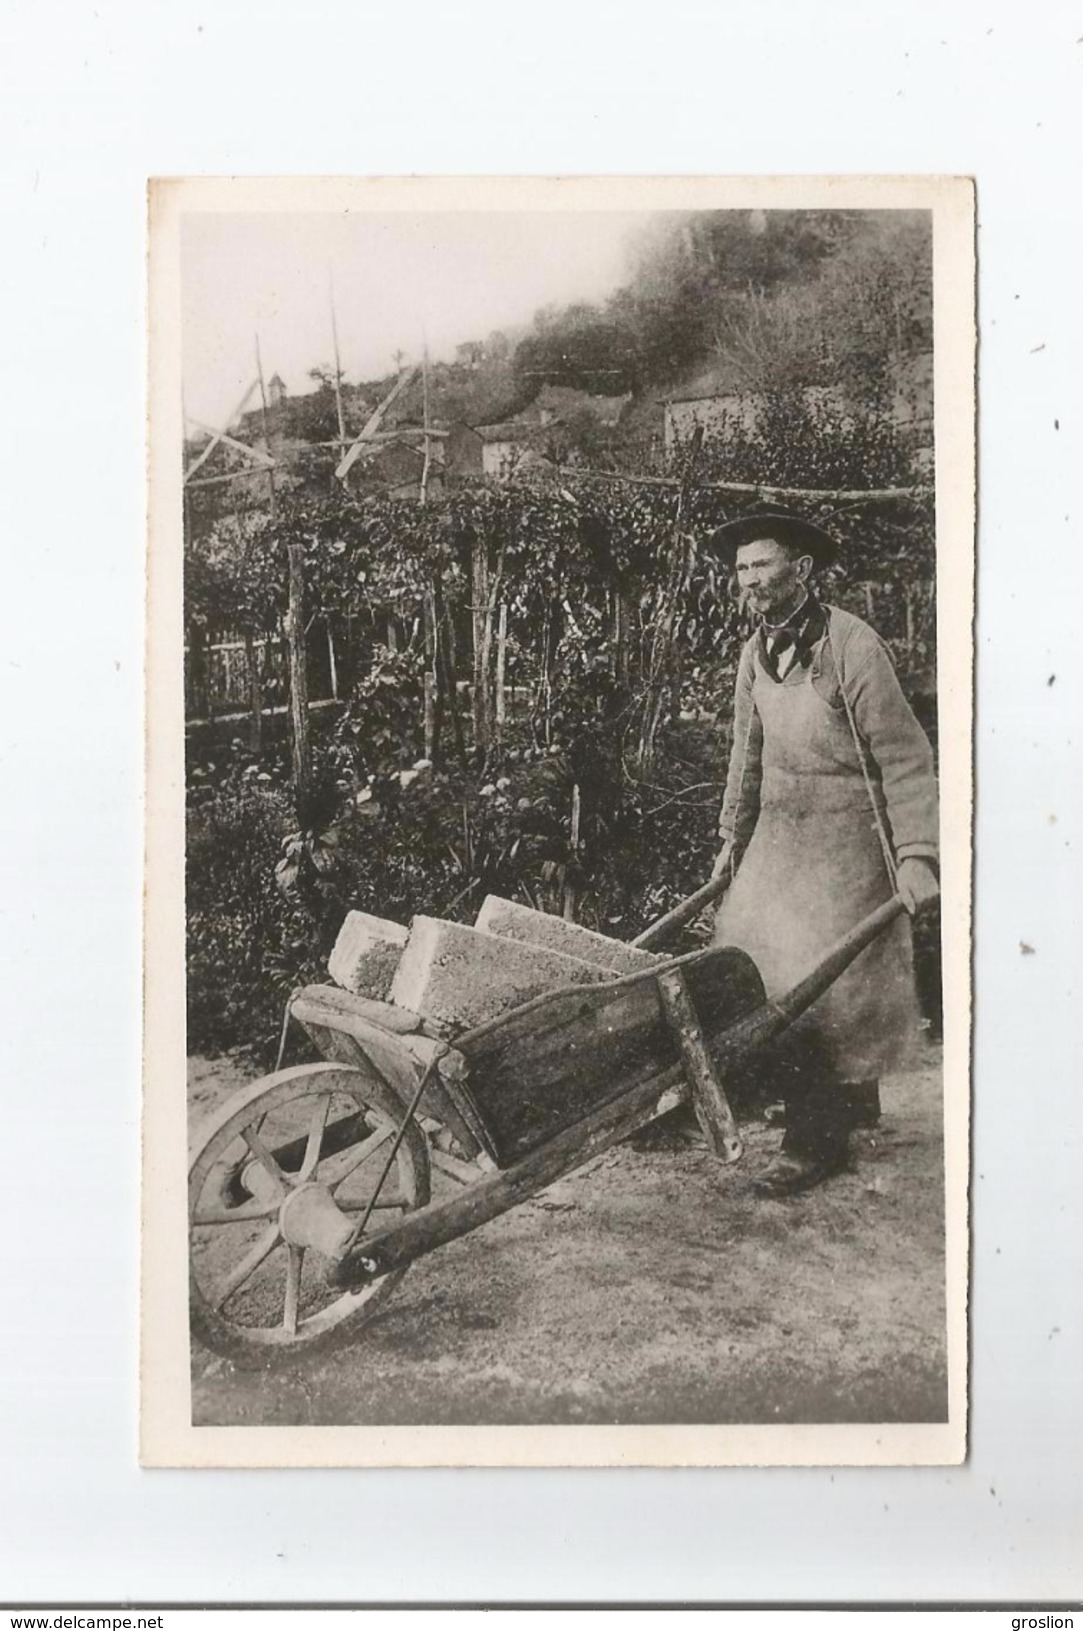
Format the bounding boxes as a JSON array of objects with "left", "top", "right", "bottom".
[
  {"left": 475, "top": 895, "right": 660, "bottom": 975},
  {"left": 328, "top": 910, "right": 409, "bottom": 1000},
  {"left": 389, "top": 914, "right": 609, "bottom": 1033}
]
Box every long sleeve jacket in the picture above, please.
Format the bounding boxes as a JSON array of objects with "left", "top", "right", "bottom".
[{"left": 717, "top": 604, "right": 939, "bottom": 868}]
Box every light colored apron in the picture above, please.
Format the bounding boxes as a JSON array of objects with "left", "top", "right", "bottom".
[{"left": 713, "top": 635, "right": 920, "bottom": 1080}]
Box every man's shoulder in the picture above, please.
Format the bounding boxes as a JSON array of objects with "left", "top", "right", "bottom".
[{"left": 823, "top": 603, "right": 889, "bottom": 662}]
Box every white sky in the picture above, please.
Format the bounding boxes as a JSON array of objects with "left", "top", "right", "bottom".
[{"left": 181, "top": 212, "right": 649, "bottom": 429}]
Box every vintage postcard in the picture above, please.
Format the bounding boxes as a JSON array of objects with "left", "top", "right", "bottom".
[{"left": 142, "top": 174, "right": 974, "bottom": 1467}]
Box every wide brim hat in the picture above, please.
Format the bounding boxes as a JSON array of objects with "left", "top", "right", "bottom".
[{"left": 706, "top": 510, "right": 839, "bottom": 570}]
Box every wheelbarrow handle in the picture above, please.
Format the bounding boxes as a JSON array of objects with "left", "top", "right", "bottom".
[{"left": 632, "top": 870, "right": 733, "bottom": 951}]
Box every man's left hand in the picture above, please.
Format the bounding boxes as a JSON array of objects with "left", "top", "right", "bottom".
[{"left": 896, "top": 856, "right": 939, "bottom": 915}]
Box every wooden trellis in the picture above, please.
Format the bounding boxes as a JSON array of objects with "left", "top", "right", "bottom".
[{"left": 185, "top": 336, "right": 935, "bottom": 800}]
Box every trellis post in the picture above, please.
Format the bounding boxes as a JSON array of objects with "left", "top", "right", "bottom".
[
  {"left": 329, "top": 273, "right": 348, "bottom": 466},
  {"left": 285, "top": 541, "right": 312, "bottom": 809},
  {"left": 494, "top": 601, "right": 508, "bottom": 743},
  {"left": 420, "top": 344, "right": 443, "bottom": 765}
]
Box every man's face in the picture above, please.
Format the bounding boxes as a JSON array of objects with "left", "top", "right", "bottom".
[{"left": 734, "top": 536, "right": 810, "bottom": 620}]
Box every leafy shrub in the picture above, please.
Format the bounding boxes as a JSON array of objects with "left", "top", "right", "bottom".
[{"left": 186, "top": 752, "right": 321, "bottom": 1058}]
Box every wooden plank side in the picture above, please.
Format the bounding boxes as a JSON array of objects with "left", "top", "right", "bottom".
[
  {"left": 297, "top": 1016, "right": 487, "bottom": 1162},
  {"left": 456, "top": 946, "right": 765, "bottom": 1166},
  {"left": 340, "top": 1058, "right": 693, "bottom": 1287}
]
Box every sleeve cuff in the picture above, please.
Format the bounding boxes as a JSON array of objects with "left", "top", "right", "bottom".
[{"left": 896, "top": 843, "right": 939, "bottom": 867}]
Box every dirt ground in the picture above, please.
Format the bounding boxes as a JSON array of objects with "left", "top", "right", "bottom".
[{"left": 188, "top": 1044, "right": 947, "bottom": 1427}]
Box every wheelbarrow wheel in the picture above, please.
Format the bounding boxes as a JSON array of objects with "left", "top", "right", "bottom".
[{"left": 189, "top": 1061, "right": 430, "bottom": 1366}]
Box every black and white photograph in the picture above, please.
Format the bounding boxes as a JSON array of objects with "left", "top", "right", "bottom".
[{"left": 143, "top": 174, "right": 973, "bottom": 1466}]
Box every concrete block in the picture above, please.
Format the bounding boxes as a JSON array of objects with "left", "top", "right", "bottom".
[
  {"left": 328, "top": 911, "right": 409, "bottom": 1000},
  {"left": 475, "top": 895, "right": 660, "bottom": 975},
  {"left": 389, "top": 915, "right": 609, "bottom": 1033}
]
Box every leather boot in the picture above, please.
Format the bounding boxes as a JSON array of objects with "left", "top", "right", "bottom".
[{"left": 754, "top": 1070, "right": 853, "bottom": 1197}]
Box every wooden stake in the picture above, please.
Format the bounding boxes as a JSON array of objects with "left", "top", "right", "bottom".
[
  {"left": 434, "top": 575, "right": 467, "bottom": 766},
  {"left": 471, "top": 534, "right": 490, "bottom": 753},
  {"left": 184, "top": 469, "right": 271, "bottom": 491},
  {"left": 538, "top": 602, "right": 554, "bottom": 746},
  {"left": 419, "top": 344, "right": 441, "bottom": 763},
  {"left": 562, "top": 782, "right": 581, "bottom": 922},
  {"left": 327, "top": 624, "right": 339, "bottom": 702},
  {"left": 329, "top": 273, "right": 348, "bottom": 463},
  {"left": 254, "top": 335, "right": 276, "bottom": 482},
  {"left": 243, "top": 632, "right": 262, "bottom": 750},
  {"left": 250, "top": 337, "right": 278, "bottom": 748},
  {"left": 420, "top": 342, "right": 433, "bottom": 505},
  {"left": 184, "top": 420, "right": 275, "bottom": 470},
  {"left": 494, "top": 601, "right": 508, "bottom": 741},
  {"left": 183, "top": 380, "right": 260, "bottom": 483},
  {"left": 551, "top": 464, "right": 933, "bottom": 503},
  {"left": 423, "top": 592, "right": 438, "bottom": 763},
  {"left": 637, "top": 438, "right": 699, "bottom": 773},
  {"left": 285, "top": 544, "right": 312, "bottom": 808},
  {"left": 335, "top": 364, "right": 421, "bottom": 481},
  {"left": 186, "top": 619, "right": 209, "bottom": 724}
]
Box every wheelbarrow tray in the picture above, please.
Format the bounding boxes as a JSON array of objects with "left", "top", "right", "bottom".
[
  {"left": 291, "top": 943, "right": 766, "bottom": 1170},
  {"left": 188, "top": 897, "right": 906, "bottom": 1361},
  {"left": 452, "top": 943, "right": 765, "bottom": 1166}
]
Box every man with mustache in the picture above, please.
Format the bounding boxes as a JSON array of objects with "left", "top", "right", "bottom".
[{"left": 708, "top": 511, "right": 940, "bottom": 1195}]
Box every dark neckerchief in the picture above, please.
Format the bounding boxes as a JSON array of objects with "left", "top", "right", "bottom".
[{"left": 758, "top": 593, "right": 826, "bottom": 681}]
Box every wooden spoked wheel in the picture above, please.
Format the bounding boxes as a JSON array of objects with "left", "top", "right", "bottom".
[{"left": 189, "top": 1062, "right": 430, "bottom": 1364}]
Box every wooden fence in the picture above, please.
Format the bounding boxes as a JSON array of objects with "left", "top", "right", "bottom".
[
  {"left": 184, "top": 624, "right": 339, "bottom": 726},
  {"left": 184, "top": 577, "right": 935, "bottom": 735}
]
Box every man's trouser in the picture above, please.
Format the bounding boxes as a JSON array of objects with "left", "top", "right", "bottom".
[{"left": 769, "top": 1037, "right": 876, "bottom": 1163}]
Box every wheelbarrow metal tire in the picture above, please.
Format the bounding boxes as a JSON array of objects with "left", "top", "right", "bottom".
[{"left": 189, "top": 1062, "right": 431, "bottom": 1367}]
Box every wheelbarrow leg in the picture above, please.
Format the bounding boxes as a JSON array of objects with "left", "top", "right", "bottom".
[{"left": 656, "top": 969, "right": 743, "bottom": 1163}]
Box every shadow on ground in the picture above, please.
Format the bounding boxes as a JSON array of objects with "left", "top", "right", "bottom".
[{"left": 188, "top": 1046, "right": 947, "bottom": 1427}]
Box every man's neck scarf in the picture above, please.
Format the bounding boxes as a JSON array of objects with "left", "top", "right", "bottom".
[{"left": 759, "top": 591, "right": 825, "bottom": 680}]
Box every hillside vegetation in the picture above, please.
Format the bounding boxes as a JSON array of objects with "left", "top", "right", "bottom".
[{"left": 184, "top": 209, "right": 939, "bottom": 1057}]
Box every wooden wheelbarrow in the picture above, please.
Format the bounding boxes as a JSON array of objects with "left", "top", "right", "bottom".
[{"left": 188, "top": 877, "right": 905, "bottom": 1364}]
